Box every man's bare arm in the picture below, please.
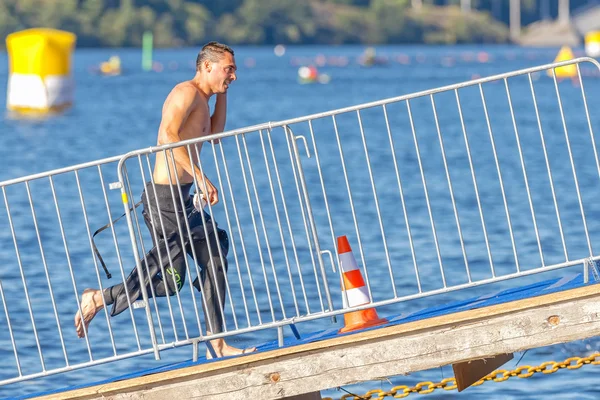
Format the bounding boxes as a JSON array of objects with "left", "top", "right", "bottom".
[
  {"left": 157, "top": 85, "right": 204, "bottom": 180},
  {"left": 210, "top": 93, "right": 227, "bottom": 143},
  {"left": 157, "top": 85, "right": 219, "bottom": 204}
]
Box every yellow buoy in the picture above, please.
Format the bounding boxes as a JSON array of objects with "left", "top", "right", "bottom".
[
  {"left": 100, "top": 56, "right": 121, "bottom": 76},
  {"left": 585, "top": 31, "right": 600, "bottom": 58},
  {"left": 548, "top": 45, "right": 577, "bottom": 79},
  {"left": 6, "top": 28, "right": 77, "bottom": 114}
]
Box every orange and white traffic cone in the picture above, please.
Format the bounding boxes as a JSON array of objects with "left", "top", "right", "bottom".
[{"left": 337, "top": 235, "right": 387, "bottom": 333}]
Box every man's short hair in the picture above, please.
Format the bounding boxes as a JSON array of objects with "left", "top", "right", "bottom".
[{"left": 196, "top": 42, "right": 234, "bottom": 71}]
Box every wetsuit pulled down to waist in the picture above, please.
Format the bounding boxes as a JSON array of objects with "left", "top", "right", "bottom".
[
  {"left": 140, "top": 181, "right": 220, "bottom": 244},
  {"left": 103, "top": 182, "right": 230, "bottom": 334}
]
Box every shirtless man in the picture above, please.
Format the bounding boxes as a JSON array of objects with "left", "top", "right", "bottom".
[{"left": 74, "top": 42, "right": 255, "bottom": 358}]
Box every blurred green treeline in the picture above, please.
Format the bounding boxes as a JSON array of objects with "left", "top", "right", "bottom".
[{"left": 0, "top": 0, "right": 586, "bottom": 47}]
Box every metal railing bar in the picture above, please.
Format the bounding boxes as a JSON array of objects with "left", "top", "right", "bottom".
[
  {"left": 181, "top": 145, "right": 224, "bottom": 335},
  {"left": 528, "top": 74, "right": 569, "bottom": 261},
  {"left": 268, "top": 126, "right": 311, "bottom": 314},
  {"left": 406, "top": 99, "right": 446, "bottom": 287},
  {"left": 97, "top": 166, "right": 125, "bottom": 351},
  {"left": 235, "top": 134, "right": 277, "bottom": 321},
  {"left": 133, "top": 158, "right": 166, "bottom": 344},
  {"left": 144, "top": 156, "right": 183, "bottom": 336},
  {"left": 160, "top": 152, "right": 193, "bottom": 338},
  {"left": 24, "top": 181, "right": 69, "bottom": 364},
  {"left": 551, "top": 69, "right": 594, "bottom": 257},
  {"left": 455, "top": 89, "right": 495, "bottom": 277},
  {"left": 577, "top": 64, "right": 600, "bottom": 184},
  {"left": 116, "top": 162, "right": 159, "bottom": 360},
  {"left": 190, "top": 144, "right": 238, "bottom": 332},
  {"left": 430, "top": 96, "right": 471, "bottom": 282},
  {"left": 208, "top": 142, "right": 251, "bottom": 328},
  {"left": 382, "top": 104, "right": 421, "bottom": 292},
  {"left": 168, "top": 148, "right": 213, "bottom": 336},
  {"left": 331, "top": 115, "right": 373, "bottom": 298},
  {"left": 77, "top": 168, "right": 140, "bottom": 351},
  {"left": 284, "top": 126, "right": 335, "bottom": 317},
  {"left": 117, "top": 168, "right": 147, "bottom": 347},
  {"left": 504, "top": 78, "right": 545, "bottom": 267},
  {"left": 258, "top": 129, "right": 301, "bottom": 317},
  {"left": 478, "top": 85, "right": 520, "bottom": 273},
  {"left": 209, "top": 145, "right": 252, "bottom": 327},
  {"left": 0, "top": 156, "right": 125, "bottom": 188},
  {"left": 2, "top": 186, "right": 46, "bottom": 370},
  {"left": 124, "top": 164, "right": 174, "bottom": 344},
  {"left": 125, "top": 161, "right": 165, "bottom": 328},
  {"left": 216, "top": 143, "right": 262, "bottom": 324},
  {"left": 283, "top": 126, "right": 325, "bottom": 313},
  {"left": 356, "top": 110, "right": 396, "bottom": 296},
  {"left": 48, "top": 176, "right": 93, "bottom": 360},
  {"left": 0, "top": 279, "right": 21, "bottom": 376},
  {"left": 240, "top": 134, "right": 287, "bottom": 319},
  {"left": 306, "top": 120, "right": 337, "bottom": 312}
]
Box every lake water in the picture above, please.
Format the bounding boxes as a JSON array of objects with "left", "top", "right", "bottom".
[{"left": 0, "top": 45, "right": 599, "bottom": 399}]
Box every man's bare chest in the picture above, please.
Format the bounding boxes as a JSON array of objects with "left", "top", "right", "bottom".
[{"left": 181, "top": 110, "right": 210, "bottom": 140}]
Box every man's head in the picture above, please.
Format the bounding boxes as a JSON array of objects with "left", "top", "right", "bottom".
[{"left": 196, "top": 42, "right": 237, "bottom": 94}]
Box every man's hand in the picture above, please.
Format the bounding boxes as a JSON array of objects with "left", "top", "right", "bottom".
[
  {"left": 193, "top": 192, "right": 207, "bottom": 211},
  {"left": 198, "top": 175, "right": 219, "bottom": 206}
]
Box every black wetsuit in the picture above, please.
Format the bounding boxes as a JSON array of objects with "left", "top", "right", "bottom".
[{"left": 103, "top": 182, "right": 229, "bottom": 334}]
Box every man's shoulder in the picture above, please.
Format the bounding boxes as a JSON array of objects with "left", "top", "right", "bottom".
[
  {"left": 171, "top": 81, "right": 199, "bottom": 97},
  {"left": 165, "top": 81, "right": 203, "bottom": 109}
]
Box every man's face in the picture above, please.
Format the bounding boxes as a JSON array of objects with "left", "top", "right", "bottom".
[{"left": 207, "top": 53, "right": 237, "bottom": 94}]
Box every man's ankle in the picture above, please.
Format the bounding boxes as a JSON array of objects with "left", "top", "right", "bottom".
[{"left": 93, "top": 291, "right": 105, "bottom": 309}]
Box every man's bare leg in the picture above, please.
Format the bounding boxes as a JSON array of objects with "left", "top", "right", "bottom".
[
  {"left": 74, "top": 288, "right": 105, "bottom": 338},
  {"left": 206, "top": 335, "right": 256, "bottom": 359}
]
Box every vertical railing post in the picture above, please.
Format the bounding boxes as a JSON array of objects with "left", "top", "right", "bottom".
[
  {"left": 285, "top": 126, "right": 336, "bottom": 321},
  {"left": 584, "top": 258, "right": 600, "bottom": 284},
  {"left": 116, "top": 157, "right": 160, "bottom": 360}
]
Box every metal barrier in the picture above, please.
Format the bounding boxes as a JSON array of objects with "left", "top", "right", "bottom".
[
  {"left": 1, "top": 57, "right": 600, "bottom": 386},
  {"left": 0, "top": 155, "right": 160, "bottom": 386},
  {"left": 115, "top": 127, "right": 336, "bottom": 353}
]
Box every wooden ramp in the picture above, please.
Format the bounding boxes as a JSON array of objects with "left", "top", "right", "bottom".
[{"left": 31, "top": 274, "right": 600, "bottom": 400}]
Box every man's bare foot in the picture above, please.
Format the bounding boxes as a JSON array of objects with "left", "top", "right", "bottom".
[
  {"left": 206, "top": 337, "right": 256, "bottom": 359},
  {"left": 74, "top": 288, "right": 104, "bottom": 338}
]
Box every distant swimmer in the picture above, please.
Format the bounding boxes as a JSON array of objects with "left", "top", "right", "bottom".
[{"left": 74, "top": 41, "right": 255, "bottom": 358}]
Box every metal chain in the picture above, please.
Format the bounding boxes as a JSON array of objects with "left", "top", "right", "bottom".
[{"left": 322, "top": 353, "right": 600, "bottom": 400}]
